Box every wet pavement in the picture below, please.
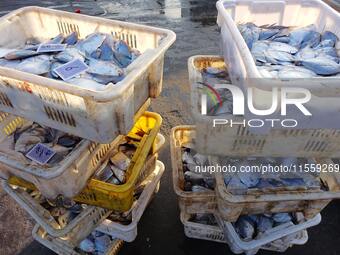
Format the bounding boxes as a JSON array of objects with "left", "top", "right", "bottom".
[{"left": 0, "top": 1, "right": 339, "bottom": 255}]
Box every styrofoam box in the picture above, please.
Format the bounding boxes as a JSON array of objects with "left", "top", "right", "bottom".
[
  {"left": 0, "top": 6, "right": 175, "bottom": 143},
  {"left": 216, "top": 0, "right": 340, "bottom": 98}
]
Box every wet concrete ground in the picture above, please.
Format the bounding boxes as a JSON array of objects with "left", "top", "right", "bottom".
[{"left": 0, "top": 1, "right": 339, "bottom": 255}]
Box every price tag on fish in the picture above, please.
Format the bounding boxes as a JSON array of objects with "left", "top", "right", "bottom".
[
  {"left": 54, "top": 58, "right": 89, "bottom": 81},
  {"left": 37, "top": 44, "right": 67, "bottom": 53},
  {"left": 26, "top": 143, "right": 56, "bottom": 165}
]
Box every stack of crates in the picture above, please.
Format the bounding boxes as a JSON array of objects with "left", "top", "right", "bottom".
[
  {"left": 171, "top": 1, "right": 340, "bottom": 253},
  {"left": 0, "top": 6, "right": 175, "bottom": 255}
]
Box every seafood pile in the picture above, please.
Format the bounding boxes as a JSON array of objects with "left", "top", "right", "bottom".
[
  {"left": 221, "top": 157, "right": 321, "bottom": 195},
  {"left": 181, "top": 145, "right": 215, "bottom": 192},
  {"left": 0, "top": 121, "right": 81, "bottom": 165},
  {"left": 78, "top": 231, "right": 119, "bottom": 254},
  {"left": 198, "top": 66, "right": 233, "bottom": 116},
  {"left": 238, "top": 23, "right": 340, "bottom": 77},
  {"left": 234, "top": 213, "right": 298, "bottom": 241},
  {"left": 0, "top": 32, "right": 140, "bottom": 91}
]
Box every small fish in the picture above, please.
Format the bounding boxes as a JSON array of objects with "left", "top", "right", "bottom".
[
  {"left": 5, "top": 49, "right": 40, "bottom": 60},
  {"left": 273, "top": 213, "right": 292, "bottom": 223},
  {"left": 182, "top": 150, "right": 196, "bottom": 166},
  {"left": 79, "top": 238, "right": 95, "bottom": 253},
  {"left": 110, "top": 164, "right": 126, "bottom": 183},
  {"left": 110, "top": 151, "right": 130, "bottom": 171},
  {"left": 54, "top": 47, "right": 84, "bottom": 63},
  {"left": 300, "top": 57, "right": 340, "bottom": 75},
  {"left": 64, "top": 32, "right": 78, "bottom": 45},
  {"left": 322, "top": 31, "right": 338, "bottom": 46},
  {"left": 191, "top": 185, "right": 211, "bottom": 192},
  {"left": 17, "top": 55, "right": 51, "bottom": 75},
  {"left": 289, "top": 24, "right": 317, "bottom": 49},
  {"left": 87, "top": 58, "right": 124, "bottom": 81},
  {"left": 269, "top": 42, "right": 298, "bottom": 54},
  {"left": 114, "top": 40, "right": 132, "bottom": 59},
  {"left": 265, "top": 49, "right": 295, "bottom": 64},
  {"left": 48, "top": 34, "right": 65, "bottom": 44},
  {"left": 257, "top": 215, "right": 274, "bottom": 233},
  {"left": 76, "top": 33, "right": 106, "bottom": 55},
  {"left": 193, "top": 153, "right": 208, "bottom": 166},
  {"left": 95, "top": 234, "right": 111, "bottom": 253},
  {"left": 259, "top": 28, "right": 280, "bottom": 40},
  {"left": 238, "top": 172, "right": 260, "bottom": 188},
  {"left": 235, "top": 216, "right": 255, "bottom": 241},
  {"left": 99, "top": 36, "right": 115, "bottom": 61},
  {"left": 95, "top": 165, "right": 114, "bottom": 181}
]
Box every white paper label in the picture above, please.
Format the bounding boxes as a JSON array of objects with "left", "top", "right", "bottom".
[
  {"left": 53, "top": 59, "right": 89, "bottom": 81},
  {"left": 37, "top": 43, "right": 67, "bottom": 53},
  {"left": 26, "top": 143, "right": 56, "bottom": 165}
]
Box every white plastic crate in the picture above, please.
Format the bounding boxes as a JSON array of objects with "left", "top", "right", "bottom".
[
  {"left": 1, "top": 142, "right": 164, "bottom": 241},
  {"left": 180, "top": 212, "right": 226, "bottom": 243},
  {"left": 180, "top": 211, "right": 309, "bottom": 254},
  {"left": 215, "top": 213, "right": 320, "bottom": 255},
  {"left": 0, "top": 113, "right": 121, "bottom": 199},
  {"left": 213, "top": 155, "right": 340, "bottom": 222},
  {"left": 0, "top": 6, "right": 176, "bottom": 143},
  {"left": 188, "top": 55, "right": 340, "bottom": 157},
  {"left": 32, "top": 225, "right": 125, "bottom": 255},
  {"left": 31, "top": 161, "right": 164, "bottom": 253},
  {"left": 216, "top": 0, "right": 340, "bottom": 97},
  {"left": 96, "top": 160, "right": 165, "bottom": 242}
]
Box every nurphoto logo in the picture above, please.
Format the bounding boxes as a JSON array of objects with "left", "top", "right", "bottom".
[{"left": 200, "top": 84, "right": 312, "bottom": 128}]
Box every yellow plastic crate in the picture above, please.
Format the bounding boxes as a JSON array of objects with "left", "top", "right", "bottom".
[{"left": 8, "top": 112, "right": 162, "bottom": 212}]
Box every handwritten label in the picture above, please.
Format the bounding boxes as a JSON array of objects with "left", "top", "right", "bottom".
[
  {"left": 37, "top": 43, "right": 67, "bottom": 53},
  {"left": 54, "top": 59, "right": 89, "bottom": 81},
  {"left": 26, "top": 143, "right": 56, "bottom": 165}
]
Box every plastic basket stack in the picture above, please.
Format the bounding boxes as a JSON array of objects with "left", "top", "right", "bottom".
[
  {"left": 0, "top": 6, "right": 175, "bottom": 255},
  {"left": 171, "top": 1, "right": 340, "bottom": 253}
]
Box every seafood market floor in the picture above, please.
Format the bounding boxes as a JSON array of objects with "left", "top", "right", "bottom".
[{"left": 0, "top": 1, "right": 339, "bottom": 255}]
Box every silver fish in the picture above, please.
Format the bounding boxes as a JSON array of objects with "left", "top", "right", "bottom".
[
  {"left": 110, "top": 164, "right": 126, "bottom": 183},
  {"left": 265, "top": 49, "right": 295, "bottom": 64},
  {"left": 87, "top": 58, "right": 124, "bottom": 81},
  {"left": 235, "top": 216, "right": 255, "bottom": 241},
  {"left": 17, "top": 55, "right": 51, "bottom": 75},
  {"left": 5, "top": 49, "right": 40, "bottom": 60},
  {"left": 79, "top": 238, "right": 95, "bottom": 253},
  {"left": 54, "top": 47, "right": 85, "bottom": 63},
  {"left": 300, "top": 57, "right": 340, "bottom": 75},
  {"left": 76, "top": 33, "right": 106, "bottom": 55},
  {"left": 268, "top": 41, "right": 298, "bottom": 54},
  {"left": 273, "top": 213, "right": 292, "bottom": 223}
]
